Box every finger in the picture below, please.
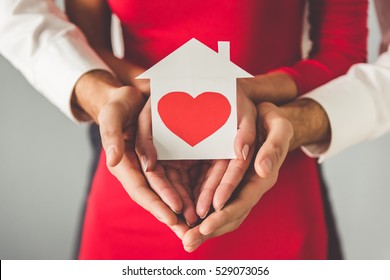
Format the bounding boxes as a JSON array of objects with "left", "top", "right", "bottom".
[
  {"left": 179, "top": 165, "right": 191, "bottom": 189},
  {"left": 165, "top": 167, "right": 198, "bottom": 226},
  {"left": 183, "top": 173, "right": 275, "bottom": 252},
  {"left": 203, "top": 173, "right": 267, "bottom": 235},
  {"left": 191, "top": 162, "right": 210, "bottom": 205},
  {"left": 98, "top": 102, "right": 126, "bottom": 167},
  {"left": 214, "top": 96, "right": 257, "bottom": 210},
  {"left": 195, "top": 160, "right": 229, "bottom": 219},
  {"left": 183, "top": 175, "right": 262, "bottom": 251},
  {"left": 169, "top": 219, "right": 190, "bottom": 240},
  {"left": 127, "top": 63, "right": 151, "bottom": 95},
  {"left": 234, "top": 94, "right": 257, "bottom": 160},
  {"left": 143, "top": 164, "right": 184, "bottom": 214},
  {"left": 184, "top": 172, "right": 278, "bottom": 252},
  {"left": 109, "top": 149, "right": 178, "bottom": 227},
  {"left": 183, "top": 218, "right": 247, "bottom": 252},
  {"left": 182, "top": 224, "right": 203, "bottom": 252},
  {"left": 135, "top": 98, "right": 157, "bottom": 172},
  {"left": 255, "top": 102, "right": 293, "bottom": 178},
  {"left": 199, "top": 205, "right": 249, "bottom": 237},
  {"left": 212, "top": 147, "right": 254, "bottom": 211}
]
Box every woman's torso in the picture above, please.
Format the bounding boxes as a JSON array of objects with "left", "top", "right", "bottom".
[{"left": 79, "top": 0, "right": 327, "bottom": 259}]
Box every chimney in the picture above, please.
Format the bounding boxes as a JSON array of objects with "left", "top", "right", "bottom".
[{"left": 218, "top": 41, "right": 230, "bottom": 60}]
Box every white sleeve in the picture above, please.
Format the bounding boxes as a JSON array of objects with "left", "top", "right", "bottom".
[
  {"left": 301, "top": 46, "right": 390, "bottom": 162},
  {"left": 0, "top": 0, "right": 112, "bottom": 122}
]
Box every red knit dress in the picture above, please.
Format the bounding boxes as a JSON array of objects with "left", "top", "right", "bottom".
[{"left": 78, "top": 0, "right": 368, "bottom": 259}]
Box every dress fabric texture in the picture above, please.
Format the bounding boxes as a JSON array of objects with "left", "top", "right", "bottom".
[{"left": 78, "top": 0, "right": 368, "bottom": 259}]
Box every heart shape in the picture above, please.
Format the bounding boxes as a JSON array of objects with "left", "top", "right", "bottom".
[{"left": 158, "top": 91, "right": 231, "bottom": 146}]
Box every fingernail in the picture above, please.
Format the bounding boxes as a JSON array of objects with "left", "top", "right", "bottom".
[
  {"left": 200, "top": 209, "right": 209, "bottom": 219},
  {"left": 106, "top": 146, "right": 115, "bottom": 165},
  {"left": 260, "top": 157, "right": 273, "bottom": 175},
  {"left": 242, "top": 144, "right": 249, "bottom": 161},
  {"left": 185, "top": 220, "right": 196, "bottom": 227},
  {"left": 216, "top": 202, "right": 226, "bottom": 212},
  {"left": 170, "top": 207, "right": 181, "bottom": 215},
  {"left": 141, "top": 155, "right": 149, "bottom": 172}
]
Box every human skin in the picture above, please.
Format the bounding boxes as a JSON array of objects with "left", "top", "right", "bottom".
[
  {"left": 71, "top": 68, "right": 331, "bottom": 252},
  {"left": 65, "top": 0, "right": 260, "bottom": 226},
  {"left": 181, "top": 99, "right": 331, "bottom": 251},
  {"left": 66, "top": 0, "right": 332, "bottom": 252}
]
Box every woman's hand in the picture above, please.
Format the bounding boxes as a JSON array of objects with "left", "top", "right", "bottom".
[
  {"left": 181, "top": 102, "right": 293, "bottom": 252},
  {"left": 194, "top": 89, "right": 257, "bottom": 218},
  {"left": 72, "top": 70, "right": 180, "bottom": 227},
  {"left": 135, "top": 99, "right": 200, "bottom": 226},
  {"left": 182, "top": 169, "right": 274, "bottom": 252},
  {"left": 135, "top": 85, "right": 257, "bottom": 229}
]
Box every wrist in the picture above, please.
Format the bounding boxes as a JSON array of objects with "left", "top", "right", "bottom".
[
  {"left": 94, "top": 49, "right": 150, "bottom": 94},
  {"left": 239, "top": 71, "right": 298, "bottom": 105},
  {"left": 72, "top": 69, "right": 122, "bottom": 122},
  {"left": 280, "top": 98, "right": 331, "bottom": 151}
]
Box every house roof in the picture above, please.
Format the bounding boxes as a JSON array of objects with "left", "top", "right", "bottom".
[{"left": 136, "top": 38, "right": 253, "bottom": 79}]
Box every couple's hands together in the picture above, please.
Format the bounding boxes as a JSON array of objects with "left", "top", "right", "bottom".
[
  {"left": 110, "top": 98, "right": 292, "bottom": 253},
  {"left": 74, "top": 70, "right": 293, "bottom": 252},
  {"left": 74, "top": 70, "right": 180, "bottom": 227},
  {"left": 182, "top": 102, "right": 293, "bottom": 251},
  {"left": 134, "top": 90, "right": 258, "bottom": 246},
  {"left": 133, "top": 84, "right": 294, "bottom": 252}
]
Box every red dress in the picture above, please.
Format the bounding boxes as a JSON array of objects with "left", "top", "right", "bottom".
[{"left": 78, "top": 0, "right": 367, "bottom": 259}]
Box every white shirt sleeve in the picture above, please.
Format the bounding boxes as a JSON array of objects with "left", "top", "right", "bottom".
[
  {"left": 0, "top": 0, "right": 112, "bottom": 122},
  {"left": 302, "top": 46, "right": 390, "bottom": 162}
]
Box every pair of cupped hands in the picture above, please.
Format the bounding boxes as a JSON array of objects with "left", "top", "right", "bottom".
[{"left": 74, "top": 70, "right": 293, "bottom": 252}]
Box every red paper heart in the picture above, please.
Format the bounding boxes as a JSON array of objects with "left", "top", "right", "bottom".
[{"left": 158, "top": 91, "right": 231, "bottom": 146}]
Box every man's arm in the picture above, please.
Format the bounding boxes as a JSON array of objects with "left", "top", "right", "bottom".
[
  {"left": 0, "top": 0, "right": 111, "bottom": 121},
  {"left": 286, "top": 0, "right": 390, "bottom": 161},
  {"left": 0, "top": 0, "right": 183, "bottom": 229},
  {"left": 257, "top": 43, "right": 390, "bottom": 164},
  {"left": 301, "top": 47, "right": 390, "bottom": 161},
  {"left": 280, "top": 99, "right": 331, "bottom": 151}
]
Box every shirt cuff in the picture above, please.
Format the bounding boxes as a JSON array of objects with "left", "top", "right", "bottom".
[
  {"left": 32, "top": 29, "right": 112, "bottom": 122},
  {"left": 300, "top": 76, "right": 377, "bottom": 162}
]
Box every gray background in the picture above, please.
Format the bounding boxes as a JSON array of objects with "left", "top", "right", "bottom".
[{"left": 0, "top": 0, "right": 389, "bottom": 259}]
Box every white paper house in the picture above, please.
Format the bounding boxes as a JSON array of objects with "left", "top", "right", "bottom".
[{"left": 137, "top": 38, "right": 253, "bottom": 160}]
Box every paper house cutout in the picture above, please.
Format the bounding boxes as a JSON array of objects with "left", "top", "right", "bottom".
[{"left": 137, "top": 38, "right": 253, "bottom": 160}]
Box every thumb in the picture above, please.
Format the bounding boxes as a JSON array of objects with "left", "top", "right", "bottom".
[
  {"left": 255, "top": 102, "right": 293, "bottom": 178},
  {"left": 234, "top": 94, "right": 257, "bottom": 161},
  {"left": 98, "top": 102, "right": 126, "bottom": 167},
  {"left": 135, "top": 98, "right": 157, "bottom": 172}
]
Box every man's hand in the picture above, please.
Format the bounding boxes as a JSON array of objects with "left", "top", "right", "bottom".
[
  {"left": 194, "top": 91, "right": 257, "bottom": 218},
  {"left": 254, "top": 102, "right": 293, "bottom": 178},
  {"left": 72, "top": 70, "right": 145, "bottom": 163},
  {"left": 181, "top": 102, "right": 293, "bottom": 252},
  {"left": 278, "top": 98, "right": 331, "bottom": 152},
  {"left": 135, "top": 89, "right": 257, "bottom": 228},
  {"left": 181, "top": 170, "right": 275, "bottom": 252}
]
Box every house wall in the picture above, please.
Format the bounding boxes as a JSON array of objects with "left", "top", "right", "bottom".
[{"left": 150, "top": 78, "right": 237, "bottom": 159}]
